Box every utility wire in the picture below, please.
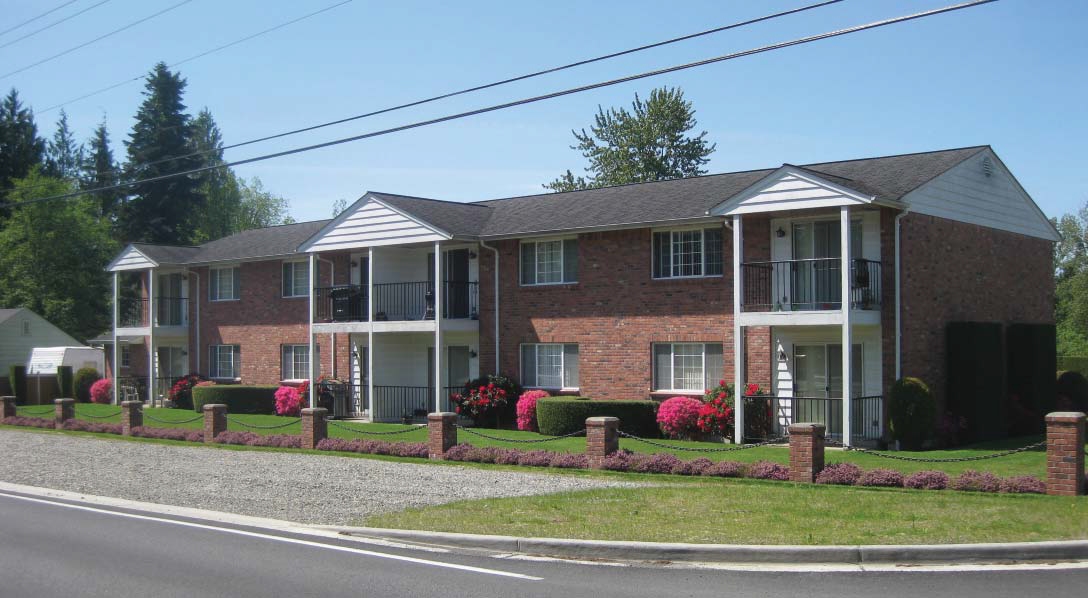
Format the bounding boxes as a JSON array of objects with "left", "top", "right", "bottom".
[
  {"left": 1, "top": 0, "right": 997, "bottom": 208},
  {"left": 0, "top": 0, "right": 193, "bottom": 81},
  {"left": 0, "top": 0, "right": 81, "bottom": 38},
  {"left": 39, "top": 0, "right": 354, "bottom": 113},
  {"left": 0, "top": 0, "right": 112, "bottom": 50},
  {"left": 15, "top": 0, "right": 845, "bottom": 194}
]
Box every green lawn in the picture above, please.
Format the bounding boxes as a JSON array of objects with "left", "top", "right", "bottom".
[{"left": 364, "top": 481, "right": 1088, "bottom": 545}]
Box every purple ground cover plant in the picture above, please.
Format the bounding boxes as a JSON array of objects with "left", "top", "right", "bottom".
[
  {"left": 904, "top": 470, "right": 950, "bottom": 490},
  {"left": 214, "top": 431, "right": 302, "bottom": 449},
  {"left": 951, "top": 470, "right": 1003, "bottom": 493},
  {"left": 702, "top": 460, "right": 746, "bottom": 478},
  {"left": 747, "top": 460, "right": 790, "bottom": 481},
  {"left": 815, "top": 463, "right": 862, "bottom": 485},
  {"left": 630, "top": 453, "right": 683, "bottom": 474},
  {"left": 1, "top": 416, "right": 54, "bottom": 429},
  {"left": 314, "top": 437, "right": 428, "bottom": 458},
  {"left": 999, "top": 475, "right": 1046, "bottom": 494},
  {"left": 671, "top": 457, "right": 714, "bottom": 476},
  {"left": 857, "top": 468, "right": 904, "bottom": 488},
  {"left": 129, "top": 426, "right": 205, "bottom": 442},
  {"left": 61, "top": 419, "right": 123, "bottom": 435}
]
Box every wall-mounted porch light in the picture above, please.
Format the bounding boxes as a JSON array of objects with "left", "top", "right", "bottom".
[
  {"left": 775, "top": 227, "right": 786, "bottom": 238},
  {"left": 778, "top": 349, "right": 787, "bottom": 362}
]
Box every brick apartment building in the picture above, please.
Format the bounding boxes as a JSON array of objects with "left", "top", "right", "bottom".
[{"left": 104, "top": 146, "right": 1057, "bottom": 445}]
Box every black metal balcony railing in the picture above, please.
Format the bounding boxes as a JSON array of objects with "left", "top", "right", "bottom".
[
  {"left": 372, "top": 385, "right": 461, "bottom": 421},
  {"left": 315, "top": 282, "right": 479, "bottom": 323},
  {"left": 118, "top": 297, "right": 148, "bottom": 328},
  {"left": 156, "top": 297, "right": 187, "bottom": 327},
  {"left": 741, "top": 394, "right": 883, "bottom": 441},
  {"left": 443, "top": 281, "right": 479, "bottom": 320},
  {"left": 741, "top": 258, "right": 881, "bottom": 312},
  {"left": 314, "top": 285, "right": 368, "bottom": 323}
]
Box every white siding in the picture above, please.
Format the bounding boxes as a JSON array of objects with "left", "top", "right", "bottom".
[
  {"left": 769, "top": 210, "right": 880, "bottom": 262},
  {"left": 373, "top": 246, "right": 430, "bottom": 284},
  {"left": 304, "top": 197, "right": 447, "bottom": 252},
  {"left": 718, "top": 170, "right": 870, "bottom": 216},
  {"left": 355, "top": 331, "right": 479, "bottom": 387},
  {"left": 0, "top": 310, "right": 85, "bottom": 372},
  {"left": 770, "top": 325, "right": 882, "bottom": 398},
  {"left": 109, "top": 246, "right": 155, "bottom": 271},
  {"left": 903, "top": 149, "right": 1059, "bottom": 241}
]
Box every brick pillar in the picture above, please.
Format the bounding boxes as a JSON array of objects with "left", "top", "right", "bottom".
[
  {"left": 121, "top": 401, "right": 143, "bottom": 436},
  {"left": 203, "top": 404, "right": 228, "bottom": 443},
  {"left": 586, "top": 416, "right": 619, "bottom": 469},
  {"left": 1046, "top": 412, "right": 1086, "bottom": 496},
  {"left": 428, "top": 412, "right": 457, "bottom": 460},
  {"left": 0, "top": 396, "right": 15, "bottom": 418},
  {"left": 301, "top": 407, "right": 328, "bottom": 450},
  {"left": 54, "top": 398, "right": 74, "bottom": 429},
  {"left": 789, "top": 423, "right": 826, "bottom": 483}
]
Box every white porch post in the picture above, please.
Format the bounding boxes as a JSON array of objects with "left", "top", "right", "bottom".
[
  {"left": 367, "top": 247, "right": 375, "bottom": 420},
  {"left": 308, "top": 253, "right": 317, "bottom": 409},
  {"left": 112, "top": 271, "right": 119, "bottom": 405},
  {"left": 840, "top": 206, "right": 853, "bottom": 447},
  {"left": 732, "top": 214, "right": 745, "bottom": 445},
  {"left": 147, "top": 269, "right": 155, "bottom": 405},
  {"left": 434, "top": 242, "right": 444, "bottom": 412}
]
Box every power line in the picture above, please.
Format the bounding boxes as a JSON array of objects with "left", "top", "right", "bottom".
[
  {"left": 0, "top": 0, "right": 81, "bottom": 38},
  {"left": 39, "top": 0, "right": 354, "bottom": 113},
  {"left": 0, "top": 0, "right": 193, "bottom": 81},
  {"left": 0, "top": 0, "right": 112, "bottom": 51},
  {"left": 16, "top": 0, "right": 845, "bottom": 194},
  {"left": 2, "top": 0, "right": 997, "bottom": 209}
]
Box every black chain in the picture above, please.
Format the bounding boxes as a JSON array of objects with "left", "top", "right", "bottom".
[
  {"left": 328, "top": 420, "right": 424, "bottom": 435},
  {"left": 618, "top": 431, "right": 787, "bottom": 452},
  {"left": 225, "top": 416, "right": 302, "bottom": 430},
  {"left": 455, "top": 425, "right": 586, "bottom": 443},
  {"left": 842, "top": 441, "right": 1047, "bottom": 463},
  {"left": 14, "top": 406, "right": 53, "bottom": 416},
  {"left": 74, "top": 408, "right": 123, "bottom": 419},
  {"left": 143, "top": 412, "right": 204, "bottom": 425}
]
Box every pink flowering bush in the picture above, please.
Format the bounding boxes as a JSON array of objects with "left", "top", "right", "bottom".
[
  {"left": 704, "top": 460, "right": 746, "bottom": 478},
  {"left": 671, "top": 457, "right": 714, "bottom": 476},
  {"left": 857, "top": 468, "right": 904, "bottom": 487},
  {"left": 999, "top": 476, "right": 1046, "bottom": 494},
  {"left": 656, "top": 396, "right": 703, "bottom": 438},
  {"left": 904, "top": 470, "right": 950, "bottom": 490},
  {"left": 952, "top": 470, "right": 1002, "bottom": 493},
  {"left": 815, "top": 463, "right": 862, "bottom": 485},
  {"left": 747, "top": 460, "right": 790, "bottom": 481},
  {"left": 89, "top": 378, "right": 112, "bottom": 404},
  {"left": 516, "top": 390, "right": 549, "bottom": 432},
  {"left": 274, "top": 385, "right": 303, "bottom": 417}
]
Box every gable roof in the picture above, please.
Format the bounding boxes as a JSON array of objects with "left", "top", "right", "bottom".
[
  {"left": 192, "top": 219, "right": 330, "bottom": 263},
  {"left": 0, "top": 308, "right": 22, "bottom": 325},
  {"left": 373, "top": 192, "right": 492, "bottom": 238}
]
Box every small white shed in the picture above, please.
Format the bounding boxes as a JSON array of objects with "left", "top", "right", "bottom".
[
  {"left": 0, "top": 308, "right": 85, "bottom": 373},
  {"left": 26, "top": 346, "right": 104, "bottom": 375}
]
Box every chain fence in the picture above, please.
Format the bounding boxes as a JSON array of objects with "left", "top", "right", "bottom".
[
  {"left": 836, "top": 440, "right": 1048, "bottom": 463},
  {"left": 143, "top": 411, "right": 205, "bottom": 425},
  {"left": 618, "top": 431, "right": 787, "bottom": 452},
  {"left": 328, "top": 420, "right": 424, "bottom": 436},
  {"left": 73, "top": 408, "right": 123, "bottom": 419},
  {"left": 456, "top": 425, "right": 586, "bottom": 444},
  {"left": 14, "top": 406, "right": 55, "bottom": 416},
  {"left": 225, "top": 416, "right": 302, "bottom": 430}
]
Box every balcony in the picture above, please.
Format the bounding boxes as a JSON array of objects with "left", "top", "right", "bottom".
[
  {"left": 118, "top": 297, "right": 148, "bottom": 328},
  {"left": 314, "top": 281, "right": 479, "bottom": 323},
  {"left": 155, "top": 297, "right": 187, "bottom": 327},
  {"left": 742, "top": 394, "right": 883, "bottom": 442},
  {"left": 317, "top": 381, "right": 461, "bottom": 421},
  {"left": 740, "top": 258, "right": 881, "bottom": 312}
]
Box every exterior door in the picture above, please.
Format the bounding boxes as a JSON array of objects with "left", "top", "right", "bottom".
[
  {"left": 792, "top": 343, "right": 862, "bottom": 436},
  {"left": 444, "top": 249, "right": 470, "bottom": 319},
  {"left": 157, "top": 273, "right": 185, "bottom": 326}
]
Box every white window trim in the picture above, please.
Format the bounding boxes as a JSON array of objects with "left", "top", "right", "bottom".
[
  {"left": 653, "top": 342, "right": 719, "bottom": 393},
  {"left": 281, "top": 260, "right": 309, "bottom": 299},
  {"left": 783, "top": 216, "right": 865, "bottom": 260},
  {"left": 281, "top": 344, "right": 312, "bottom": 382},
  {"left": 209, "top": 265, "right": 240, "bottom": 302},
  {"left": 120, "top": 345, "right": 131, "bottom": 368},
  {"left": 519, "top": 236, "right": 577, "bottom": 287},
  {"left": 651, "top": 226, "right": 724, "bottom": 281},
  {"left": 209, "top": 344, "right": 241, "bottom": 380},
  {"left": 519, "top": 342, "right": 579, "bottom": 391}
]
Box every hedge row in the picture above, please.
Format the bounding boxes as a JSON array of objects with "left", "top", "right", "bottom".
[
  {"left": 191, "top": 385, "right": 278, "bottom": 414},
  {"left": 1057, "top": 356, "right": 1088, "bottom": 378},
  {"left": 535, "top": 396, "right": 658, "bottom": 437}
]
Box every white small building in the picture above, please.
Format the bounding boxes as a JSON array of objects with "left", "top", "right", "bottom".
[{"left": 0, "top": 308, "right": 86, "bottom": 373}]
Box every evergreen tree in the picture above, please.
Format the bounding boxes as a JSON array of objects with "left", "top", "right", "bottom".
[
  {"left": 121, "top": 62, "right": 204, "bottom": 244},
  {"left": 0, "top": 88, "right": 45, "bottom": 192},
  {"left": 45, "top": 109, "right": 83, "bottom": 179},
  {"left": 545, "top": 87, "right": 715, "bottom": 192},
  {"left": 190, "top": 107, "right": 242, "bottom": 242},
  {"left": 82, "top": 117, "right": 122, "bottom": 220}
]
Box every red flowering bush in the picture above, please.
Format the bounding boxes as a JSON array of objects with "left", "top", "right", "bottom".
[
  {"left": 274, "top": 385, "right": 303, "bottom": 417},
  {"left": 452, "top": 381, "right": 509, "bottom": 420},
  {"left": 168, "top": 373, "right": 206, "bottom": 409},
  {"left": 656, "top": 396, "right": 703, "bottom": 438},
  {"left": 89, "top": 378, "right": 112, "bottom": 404},
  {"left": 516, "top": 389, "right": 549, "bottom": 432},
  {"left": 697, "top": 380, "right": 734, "bottom": 437}
]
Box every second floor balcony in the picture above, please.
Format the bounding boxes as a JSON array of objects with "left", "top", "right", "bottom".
[
  {"left": 740, "top": 258, "right": 881, "bottom": 312},
  {"left": 117, "top": 296, "right": 188, "bottom": 329},
  {"left": 314, "top": 281, "right": 479, "bottom": 323}
]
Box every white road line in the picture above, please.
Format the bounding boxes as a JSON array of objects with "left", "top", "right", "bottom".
[{"left": 0, "top": 492, "right": 542, "bottom": 581}]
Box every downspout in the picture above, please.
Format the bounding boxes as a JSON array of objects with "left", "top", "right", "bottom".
[
  {"left": 318, "top": 256, "right": 336, "bottom": 378},
  {"left": 894, "top": 208, "right": 910, "bottom": 380},
  {"left": 479, "top": 241, "right": 500, "bottom": 374},
  {"left": 188, "top": 270, "right": 200, "bottom": 375}
]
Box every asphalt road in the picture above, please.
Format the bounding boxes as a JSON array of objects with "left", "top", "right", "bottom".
[{"left": 0, "top": 490, "right": 1084, "bottom": 598}]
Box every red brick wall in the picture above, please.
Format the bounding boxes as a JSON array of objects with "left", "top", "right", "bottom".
[
  {"left": 478, "top": 222, "right": 771, "bottom": 400},
  {"left": 899, "top": 213, "right": 1054, "bottom": 411}
]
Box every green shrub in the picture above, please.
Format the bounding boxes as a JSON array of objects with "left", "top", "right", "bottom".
[
  {"left": 535, "top": 397, "right": 658, "bottom": 437},
  {"left": 8, "top": 365, "right": 28, "bottom": 405},
  {"left": 889, "top": 377, "right": 937, "bottom": 451},
  {"left": 73, "top": 367, "right": 101, "bottom": 403},
  {"left": 1056, "top": 370, "right": 1088, "bottom": 413},
  {"left": 56, "top": 366, "right": 74, "bottom": 399},
  {"left": 1057, "top": 356, "right": 1088, "bottom": 377},
  {"left": 192, "top": 385, "right": 278, "bottom": 414}
]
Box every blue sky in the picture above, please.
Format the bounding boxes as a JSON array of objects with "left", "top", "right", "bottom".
[{"left": 3, "top": 0, "right": 1086, "bottom": 223}]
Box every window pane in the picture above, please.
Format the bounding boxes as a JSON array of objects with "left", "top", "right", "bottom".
[
  {"left": 704, "top": 343, "right": 724, "bottom": 391},
  {"left": 653, "top": 344, "right": 672, "bottom": 390},
  {"left": 520, "top": 345, "right": 536, "bottom": 387},
  {"left": 850, "top": 219, "right": 863, "bottom": 259},
  {"left": 562, "top": 239, "right": 578, "bottom": 283},
  {"left": 671, "top": 231, "right": 702, "bottom": 277},
  {"left": 536, "top": 241, "right": 562, "bottom": 284},
  {"left": 563, "top": 344, "right": 579, "bottom": 388},
  {"left": 520, "top": 243, "right": 536, "bottom": 285},
  {"left": 672, "top": 343, "right": 704, "bottom": 390},
  {"left": 704, "top": 228, "right": 723, "bottom": 275},
  {"left": 653, "top": 232, "right": 669, "bottom": 278},
  {"left": 536, "top": 344, "right": 563, "bottom": 388}
]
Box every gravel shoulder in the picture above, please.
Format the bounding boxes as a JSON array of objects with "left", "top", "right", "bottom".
[{"left": 0, "top": 429, "right": 639, "bottom": 525}]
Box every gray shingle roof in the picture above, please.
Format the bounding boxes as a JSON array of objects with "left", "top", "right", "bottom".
[
  {"left": 373, "top": 192, "right": 492, "bottom": 237},
  {"left": 129, "top": 243, "right": 200, "bottom": 265},
  {"left": 189, "top": 219, "right": 330, "bottom": 264}
]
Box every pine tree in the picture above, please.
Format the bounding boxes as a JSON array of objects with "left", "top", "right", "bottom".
[
  {"left": 121, "top": 62, "right": 205, "bottom": 244},
  {"left": 82, "top": 117, "right": 121, "bottom": 220},
  {"left": 45, "top": 109, "right": 84, "bottom": 179},
  {"left": 190, "top": 107, "right": 242, "bottom": 242},
  {"left": 0, "top": 88, "right": 45, "bottom": 192}
]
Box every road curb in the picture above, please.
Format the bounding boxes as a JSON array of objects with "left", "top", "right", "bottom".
[{"left": 316, "top": 525, "right": 1088, "bottom": 564}]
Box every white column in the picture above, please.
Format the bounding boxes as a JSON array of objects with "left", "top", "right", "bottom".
[
  {"left": 112, "top": 271, "right": 119, "bottom": 405},
  {"left": 308, "top": 253, "right": 317, "bottom": 409},
  {"left": 367, "top": 247, "right": 375, "bottom": 420},
  {"left": 840, "top": 206, "right": 853, "bottom": 447},
  {"left": 434, "top": 242, "right": 444, "bottom": 412},
  {"left": 147, "top": 269, "right": 155, "bottom": 405},
  {"left": 732, "top": 214, "right": 745, "bottom": 445}
]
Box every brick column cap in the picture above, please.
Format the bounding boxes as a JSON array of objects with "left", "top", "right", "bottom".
[
  {"left": 302, "top": 407, "right": 328, "bottom": 416},
  {"left": 428, "top": 412, "right": 457, "bottom": 422},
  {"left": 202, "top": 404, "right": 227, "bottom": 412},
  {"left": 54, "top": 398, "right": 75, "bottom": 405},
  {"left": 1045, "top": 411, "right": 1086, "bottom": 423},
  {"left": 1, "top": 396, "right": 15, "bottom": 401},
  {"left": 586, "top": 416, "right": 619, "bottom": 426},
  {"left": 789, "top": 422, "right": 826, "bottom": 435},
  {"left": 121, "top": 401, "right": 144, "bottom": 408}
]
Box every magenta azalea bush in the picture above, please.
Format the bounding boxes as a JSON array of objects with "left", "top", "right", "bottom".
[
  {"left": 815, "top": 462, "right": 863, "bottom": 485},
  {"left": 904, "top": 470, "right": 950, "bottom": 490},
  {"left": 516, "top": 390, "right": 549, "bottom": 432},
  {"left": 89, "top": 378, "right": 112, "bottom": 404},
  {"left": 274, "top": 385, "right": 303, "bottom": 417},
  {"left": 656, "top": 396, "right": 703, "bottom": 438}
]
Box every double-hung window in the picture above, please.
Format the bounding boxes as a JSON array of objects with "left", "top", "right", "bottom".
[
  {"left": 520, "top": 238, "right": 578, "bottom": 285},
  {"left": 209, "top": 266, "right": 240, "bottom": 301},
  {"left": 521, "top": 343, "right": 579, "bottom": 389},
  {"left": 281, "top": 344, "right": 313, "bottom": 381},
  {"left": 652, "top": 228, "right": 723, "bottom": 279},
  {"left": 121, "top": 345, "right": 131, "bottom": 368},
  {"left": 653, "top": 343, "right": 724, "bottom": 391},
  {"left": 282, "top": 261, "right": 309, "bottom": 298},
  {"left": 209, "top": 345, "right": 241, "bottom": 379}
]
